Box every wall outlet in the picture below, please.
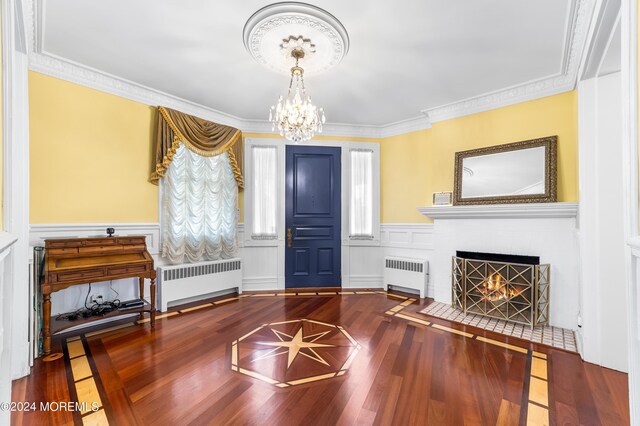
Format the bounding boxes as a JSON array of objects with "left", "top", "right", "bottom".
[{"left": 91, "top": 294, "right": 104, "bottom": 304}]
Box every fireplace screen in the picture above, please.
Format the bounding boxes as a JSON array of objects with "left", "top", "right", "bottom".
[{"left": 452, "top": 256, "right": 550, "bottom": 327}]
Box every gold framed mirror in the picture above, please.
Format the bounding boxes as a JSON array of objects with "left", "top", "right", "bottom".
[{"left": 453, "top": 136, "right": 557, "bottom": 205}]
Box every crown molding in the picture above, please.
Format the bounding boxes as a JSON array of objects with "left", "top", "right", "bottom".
[
  {"left": 425, "top": 75, "right": 576, "bottom": 123},
  {"left": 425, "top": 0, "right": 595, "bottom": 123},
  {"left": 26, "top": 0, "right": 595, "bottom": 138},
  {"left": 377, "top": 114, "right": 432, "bottom": 138},
  {"left": 29, "top": 52, "right": 247, "bottom": 130}
]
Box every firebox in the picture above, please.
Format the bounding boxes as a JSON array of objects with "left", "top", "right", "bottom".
[{"left": 452, "top": 251, "right": 550, "bottom": 327}]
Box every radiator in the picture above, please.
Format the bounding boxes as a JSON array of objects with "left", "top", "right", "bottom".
[
  {"left": 383, "top": 256, "right": 429, "bottom": 298},
  {"left": 157, "top": 258, "right": 242, "bottom": 311}
]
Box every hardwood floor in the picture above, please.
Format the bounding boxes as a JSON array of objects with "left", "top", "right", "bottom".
[{"left": 12, "top": 290, "right": 630, "bottom": 425}]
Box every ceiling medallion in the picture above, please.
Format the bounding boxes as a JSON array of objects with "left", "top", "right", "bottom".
[
  {"left": 244, "top": 3, "right": 348, "bottom": 142},
  {"left": 242, "top": 2, "right": 350, "bottom": 76}
]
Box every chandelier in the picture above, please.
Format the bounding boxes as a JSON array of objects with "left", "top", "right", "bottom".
[{"left": 269, "top": 37, "right": 325, "bottom": 143}]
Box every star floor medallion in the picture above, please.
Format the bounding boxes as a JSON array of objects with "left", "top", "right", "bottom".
[{"left": 231, "top": 319, "right": 360, "bottom": 387}]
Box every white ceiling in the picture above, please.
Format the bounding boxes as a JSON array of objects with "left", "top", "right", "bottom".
[{"left": 41, "top": 0, "right": 575, "bottom": 126}]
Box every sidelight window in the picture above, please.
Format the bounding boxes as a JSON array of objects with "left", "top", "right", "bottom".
[
  {"left": 251, "top": 145, "right": 278, "bottom": 239},
  {"left": 349, "top": 149, "right": 374, "bottom": 238}
]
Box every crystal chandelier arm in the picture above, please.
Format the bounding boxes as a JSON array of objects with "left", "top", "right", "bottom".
[
  {"left": 287, "top": 67, "right": 296, "bottom": 98},
  {"left": 299, "top": 72, "right": 307, "bottom": 96}
]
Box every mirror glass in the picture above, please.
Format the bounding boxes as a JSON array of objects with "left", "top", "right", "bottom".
[
  {"left": 461, "top": 146, "right": 545, "bottom": 198},
  {"left": 453, "top": 137, "right": 557, "bottom": 205}
]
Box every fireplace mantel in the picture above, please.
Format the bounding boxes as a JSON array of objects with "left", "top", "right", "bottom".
[
  {"left": 420, "top": 200, "right": 579, "bottom": 330},
  {"left": 417, "top": 202, "right": 578, "bottom": 220}
]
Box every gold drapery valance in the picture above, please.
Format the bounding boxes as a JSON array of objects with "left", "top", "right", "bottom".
[{"left": 149, "top": 106, "right": 244, "bottom": 189}]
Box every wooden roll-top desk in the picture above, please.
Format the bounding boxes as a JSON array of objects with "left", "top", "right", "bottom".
[{"left": 42, "top": 236, "right": 156, "bottom": 355}]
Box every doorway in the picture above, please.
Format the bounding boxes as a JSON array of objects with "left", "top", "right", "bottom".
[{"left": 285, "top": 145, "right": 341, "bottom": 288}]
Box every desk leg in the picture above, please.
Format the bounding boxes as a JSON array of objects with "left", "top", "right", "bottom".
[
  {"left": 138, "top": 277, "right": 145, "bottom": 321},
  {"left": 43, "top": 293, "right": 51, "bottom": 355},
  {"left": 150, "top": 277, "right": 156, "bottom": 327}
]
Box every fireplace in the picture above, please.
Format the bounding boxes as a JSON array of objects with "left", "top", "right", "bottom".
[{"left": 452, "top": 251, "right": 550, "bottom": 327}]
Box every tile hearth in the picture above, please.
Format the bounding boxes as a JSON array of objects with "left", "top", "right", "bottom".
[{"left": 420, "top": 302, "right": 577, "bottom": 352}]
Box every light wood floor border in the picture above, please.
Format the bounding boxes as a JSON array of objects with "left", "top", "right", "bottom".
[
  {"left": 63, "top": 335, "right": 110, "bottom": 426},
  {"left": 384, "top": 296, "right": 551, "bottom": 425}
]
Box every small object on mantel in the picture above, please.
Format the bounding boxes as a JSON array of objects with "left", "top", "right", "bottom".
[
  {"left": 432, "top": 192, "right": 453, "bottom": 206},
  {"left": 106, "top": 227, "right": 115, "bottom": 237}
]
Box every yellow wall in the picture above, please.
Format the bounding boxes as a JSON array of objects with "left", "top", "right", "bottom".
[
  {"left": 29, "top": 72, "right": 158, "bottom": 223},
  {"left": 381, "top": 91, "right": 579, "bottom": 223},
  {"left": 29, "top": 73, "right": 578, "bottom": 226},
  {"left": 28, "top": 76, "right": 379, "bottom": 224}
]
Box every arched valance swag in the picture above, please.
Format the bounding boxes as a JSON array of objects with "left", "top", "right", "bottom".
[{"left": 149, "top": 106, "right": 244, "bottom": 189}]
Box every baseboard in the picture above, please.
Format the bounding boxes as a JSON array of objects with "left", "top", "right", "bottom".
[
  {"left": 344, "top": 275, "right": 384, "bottom": 289},
  {"left": 242, "top": 277, "right": 280, "bottom": 291}
]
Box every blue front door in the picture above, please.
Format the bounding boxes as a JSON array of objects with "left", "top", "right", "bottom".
[{"left": 285, "top": 145, "right": 341, "bottom": 288}]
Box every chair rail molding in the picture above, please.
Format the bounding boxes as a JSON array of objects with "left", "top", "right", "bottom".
[
  {"left": 29, "top": 223, "right": 161, "bottom": 255},
  {"left": 418, "top": 202, "right": 579, "bottom": 220}
]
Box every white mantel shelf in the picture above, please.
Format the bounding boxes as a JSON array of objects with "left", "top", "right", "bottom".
[{"left": 417, "top": 202, "right": 579, "bottom": 220}]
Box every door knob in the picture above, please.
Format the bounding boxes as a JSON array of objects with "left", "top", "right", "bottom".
[{"left": 287, "top": 228, "right": 293, "bottom": 248}]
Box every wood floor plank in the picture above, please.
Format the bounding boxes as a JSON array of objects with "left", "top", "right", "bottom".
[
  {"left": 11, "top": 292, "right": 630, "bottom": 425},
  {"left": 373, "top": 374, "right": 403, "bottom": 425},
  {"left": 496, "top": 399, "right": 521, "bottom": 426}
]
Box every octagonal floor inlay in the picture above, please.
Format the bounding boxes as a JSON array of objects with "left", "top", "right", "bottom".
[{"left": 231, "top": 319, "right": 360, "bottom": 387}]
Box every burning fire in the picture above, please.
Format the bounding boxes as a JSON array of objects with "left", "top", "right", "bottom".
[{"left": 479, "top": 273, "right": 521, "bottom": 301}]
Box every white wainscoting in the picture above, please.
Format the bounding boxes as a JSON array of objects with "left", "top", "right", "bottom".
[
  {"left": 29, "top": 223, "right": 160, "bottom": 315},
  {"left": 29, "top": 223, "right": 435, "bottom": 313},
  {"left": 381, "top": 224, "right": 435, "bottom": 296},
  {"left": 0, "top": 232, "right": 18, "bottom": 425},
  {"left": 239, "top": 223, "right": 434, "bottom": 293},
  {"left": 238, "top": 223, "right": 283, "bottom": 291}
]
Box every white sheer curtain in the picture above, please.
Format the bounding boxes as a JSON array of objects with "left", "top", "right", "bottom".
[
  {"left": 252, "top": 146, "right": 278, "bottom": 239},
  {"left": 350, "top": 149, "right": 374, "bottom": 238},
  {"left": 162, "top": 143, "right": 238, "bottom": 264}
]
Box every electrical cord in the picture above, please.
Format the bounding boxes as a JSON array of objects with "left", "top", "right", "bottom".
[
  {"left": 56, "top": 283, "right": 93, "bottom": 321},
  {"left": 56, "top": 282, "right": 123, "bottom": 321},
  {"left": 55, "top": 307, "right": 86, "bottom": 321},
  {"left": 84, "top": 283, "right": 92, "bottom": 309},
  {"left": 109, "top": 280, "right": 119, "bottom": 299},
  {"left": 89, "top": 299, "right": 121, "bottom": 316}
]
